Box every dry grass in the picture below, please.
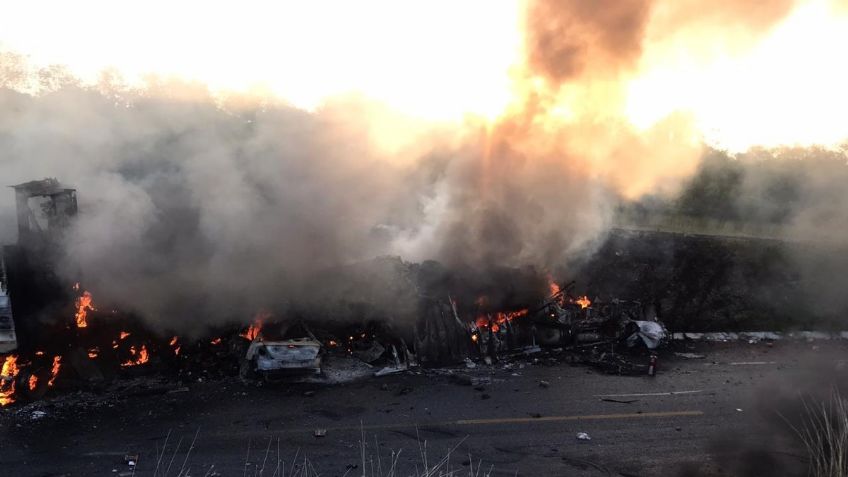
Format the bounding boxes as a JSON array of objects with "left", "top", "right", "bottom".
[
  {"left": 148, "top": 425, "right": 492, "bottom": 477},
  {"left": 354, "top": 425, "right": 491, "bottom": 477},
  {"left": 783, "top": 388, "right": 848, "bottom": 477}
]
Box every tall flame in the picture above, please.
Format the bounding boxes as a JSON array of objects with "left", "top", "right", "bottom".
[
  {"left": 0, "top": 355, "right": 19, "bottom": 406},
  {"left": 74, "top": 290, "right": 95, "bottom": 328},
  {"left": 549, "top": 280, "right": 561, "bottom": 297},
  {"left": 240, "top": 321, "right": 263, "bottom": 341},
  {"left": 241, "top": 310, "right": 270, "bottom": 341},
  {"left": 48, "top": 356, "right": 61, "bottom": 387},
  {"left": 548, "top": 277, "right": 566, "bottom": 305}
]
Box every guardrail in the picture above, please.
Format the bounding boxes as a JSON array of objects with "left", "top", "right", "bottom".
[{"left": 612, "top": 212, "right": 841, "bottom": 245}]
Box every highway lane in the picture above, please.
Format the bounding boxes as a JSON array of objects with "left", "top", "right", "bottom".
[{"left": 2, "top": 340, "right": 838, "bottom": 476}]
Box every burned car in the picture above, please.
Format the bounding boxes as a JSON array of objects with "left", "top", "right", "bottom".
[{"left": 239, "top": 322, "right": 323, "bottom": 380}]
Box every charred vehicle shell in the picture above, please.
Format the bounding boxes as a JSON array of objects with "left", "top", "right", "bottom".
[{"left": 242, "top": 337, "right": 323, "bottom": 378}]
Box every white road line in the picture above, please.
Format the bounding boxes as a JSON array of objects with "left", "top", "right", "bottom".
[
  {"left": 219, "top": 410, "right": 707, "bottom": 436},
  {"left": 594, "top": 390, "right": 703, "bottom": 398}
]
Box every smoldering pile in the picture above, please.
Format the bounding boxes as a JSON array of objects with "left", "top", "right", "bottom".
[
  {"left": 0, "top": 0, "right": 806, "bottom": 354},
  {"left": 0, "top": 73, "right": 613, "bottom": 334},
  {"left": 0, "top": 255, "right": 669, "bottom": 409}
]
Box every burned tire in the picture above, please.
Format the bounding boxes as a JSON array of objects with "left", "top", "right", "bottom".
[
  {"left": 15, "top": 367, "right": 50, "bottom": 401},
  {"left": 238, "top": 358, "right": 258, "bottom": 382}
]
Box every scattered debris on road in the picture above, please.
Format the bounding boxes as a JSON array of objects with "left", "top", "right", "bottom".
[{"left": 601, "top": 398, "right": 638, "bottom": 404}]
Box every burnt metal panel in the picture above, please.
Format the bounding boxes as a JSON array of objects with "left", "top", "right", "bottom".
[
  {"left": 12, "top": 178, "right": 77, "bottom": 251},
  {"left": 0, "top": 250, "right": 18, "bottom": 353}
]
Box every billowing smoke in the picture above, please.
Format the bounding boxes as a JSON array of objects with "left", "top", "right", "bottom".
[
  {"left": 0, "top": 1, "right": 817, "bottom": 330},
  {"left": 0, "top": 79, "right": 422, "bottom": 323},
  {"left": 0, "top": 60, "right": 610, "bottom": 329},
  {"left": 525, "top": 0, "right": 653, "bottom": 82}
]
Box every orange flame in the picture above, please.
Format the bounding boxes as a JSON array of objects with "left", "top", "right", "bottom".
[
  {"left": 547, "top": 277, "right": 567, "bottom": 305},
  {"left": 138, "top": 346, "right": 149, "bottom": 364},
  {"left": 475, "top": 309, "right": 529, "bottom": 330},
  {"left": 549, "top": 280, "right": 561, "bottom": 297},
  {"left": 119, "top": 331, "right": 131, "bottom": 340},
  {"left": 169, "top": 336, "right": 180, "bottom": 355},
  {"left": 1, "top": 355, "right": 20, "bottom": 406},
  {"left": 210, "top": 338, "right": 222, "bottom": 345},
  {"left": 240, "top": 321, "right": 263, "bottom": 341},
  {"left": 121, "top": 345, "right": 149, "bottom": 367},
  {"left": 241, "top": 311, "right": 269, "bottom": 341},
  {"left": 28, "top": 374, "right": 38, "bottom": 391},
  {"left": 87, "top": 347, "right": 99, "bottom": 359},
  {"left": 48, "top": 356, "right": 61, "bottom": 387},
  {"left": 75, "top": 290, "right": 95, "bottom": 328},
  {"left": 574, "top": 295, "right": 591, "bottom": 309}
]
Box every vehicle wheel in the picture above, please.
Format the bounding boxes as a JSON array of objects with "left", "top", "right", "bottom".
[
  {"left": 238, "top": 358, "right": 258, "bottom": 383},
  {"left": 16, "top": 367, "right": 50, "bottom": 401}
]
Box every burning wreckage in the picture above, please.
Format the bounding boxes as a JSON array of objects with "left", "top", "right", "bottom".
[
  {"left": 0, "top": 179, "right": 668, "bottom": 408},
  {"left": 466, "top": 281, "right": 667, "bottom": 374}
]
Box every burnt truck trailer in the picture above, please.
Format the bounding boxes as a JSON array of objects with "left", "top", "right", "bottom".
[
  {"left": 0, "top": 179, "right": 79, "bottom": 402},
  {"left": 3, "top": 179, "right": 78, "bottom": 348},
  {"left": 0, "top": 258, "right": 16, "bottom": 353}
]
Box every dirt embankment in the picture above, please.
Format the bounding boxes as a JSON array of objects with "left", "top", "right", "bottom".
[{"left": 576, "top": 229, "right": 848, "bottom": 332}]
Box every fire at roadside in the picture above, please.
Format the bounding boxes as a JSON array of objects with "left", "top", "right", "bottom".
[
  {"left": 0, "top": 179, "right": 669, "bottom": 410},
  {"left": 0, "top": 274, "right": 669, "bottom": 410}
]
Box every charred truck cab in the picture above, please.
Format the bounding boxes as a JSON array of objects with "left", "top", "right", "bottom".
[
  {"left": 1, "top": 179, "right": 79, "bottom": 404},
  {"left": 3, "top": 179, "right": 78, "bottom": 351}
]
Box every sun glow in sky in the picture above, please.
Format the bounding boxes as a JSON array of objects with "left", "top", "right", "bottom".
[
  {"left": 0, "top": 0, "right": 523, "bottom": 121},
  {"left": 2, "top": 0, "right": 848, "bottom": 151},
  {"left": 627, "top": 0, "right": 848, "bottom": 151}
]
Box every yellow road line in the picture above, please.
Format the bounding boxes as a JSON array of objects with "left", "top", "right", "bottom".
[
  {"left": 453, "top": 410, "right": 703, "bottom": 426},
  {"left": 595, "top": 390, "right": 703, "bottom": 398}
]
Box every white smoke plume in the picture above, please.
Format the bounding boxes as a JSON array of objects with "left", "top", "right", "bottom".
[{"left": 0, "top": 1, "right": 813, "bottom": 329}]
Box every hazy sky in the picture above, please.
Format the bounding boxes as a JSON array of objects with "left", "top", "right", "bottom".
[
  {"left": 1, "top": 0, "right": 847, "bottom": 150},
  {"left": 0, "top": 1, "right": 521, "bottom": 120}
]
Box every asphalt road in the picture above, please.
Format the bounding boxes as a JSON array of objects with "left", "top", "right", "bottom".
[{"left": 3, "top": 340, "right": 844, "bottom": 476}]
